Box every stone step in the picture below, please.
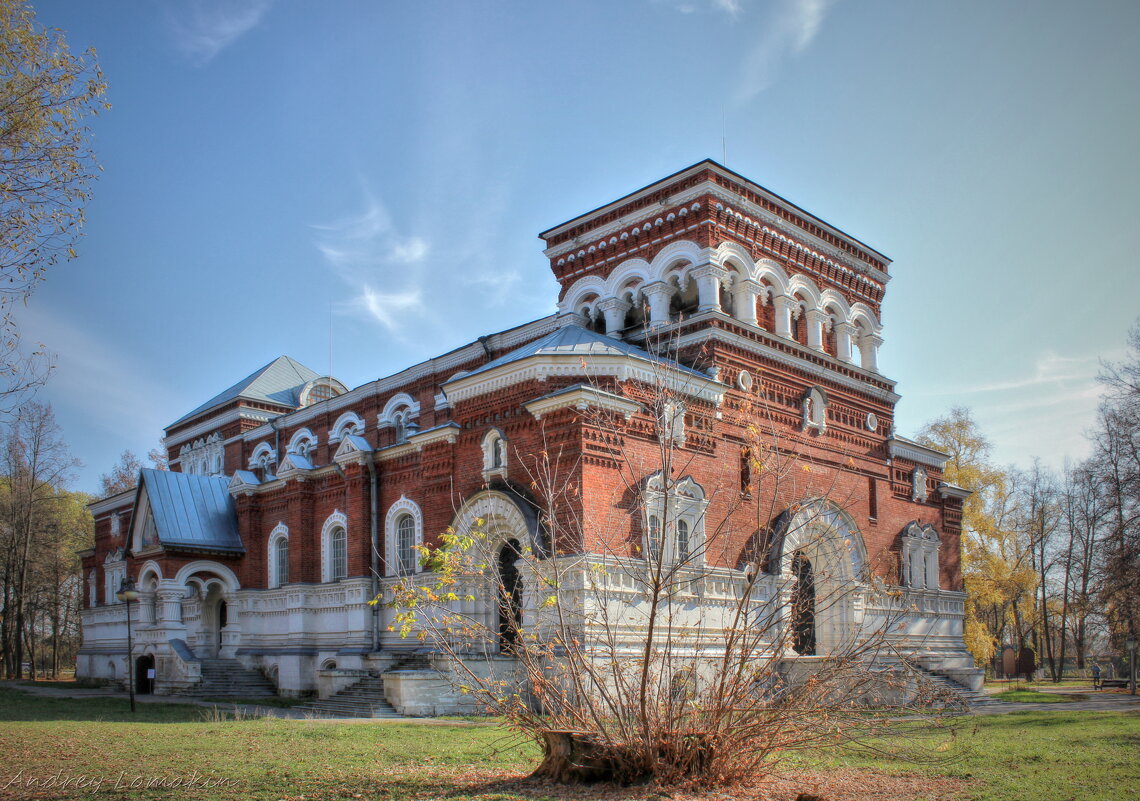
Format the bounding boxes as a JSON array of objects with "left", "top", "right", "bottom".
[{"left": 296, "top": 672, "right": 401, "bottom": 718}]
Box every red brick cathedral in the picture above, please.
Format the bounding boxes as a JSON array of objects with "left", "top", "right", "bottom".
[{"left": 79, "top": 162, "right": 979, "bottom": 710}]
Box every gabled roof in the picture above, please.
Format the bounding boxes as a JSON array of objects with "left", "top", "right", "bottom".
[
  {"left": 169, "top": 356, "right": 321, "bottom": 428},
  {"left": 460, "top": 324, "right": 709, "bottom": 381},
  {"left": 134, "top": 469, "right": 243, "bottom": 554}
]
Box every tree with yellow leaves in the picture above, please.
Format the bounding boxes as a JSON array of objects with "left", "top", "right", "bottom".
[
  {"left": 918, "top": 407, "right": 1037, "bottom": 669},
  {"left": 0, "top": 0, "right": 107, "bottom": 405}
]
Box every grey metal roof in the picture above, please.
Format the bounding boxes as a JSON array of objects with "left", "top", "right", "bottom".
[
  {"left": 138, "top": 469, "right": 244, "bottom": 553},
  {"left": 461, "top": 324, "right": 709, "bottom": 381},
  {"left": 169, "top": 356, "right": 321, "bottom": 428}
]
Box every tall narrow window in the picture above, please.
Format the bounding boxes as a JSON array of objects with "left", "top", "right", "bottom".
[
  {"left": 274, "top": 537, "right": 289, "bottom": 587},
  {"left": 330, "top": 527, "right": 347, "bottom": 580},
  {"left": 868, "top": 476, "right": 878, "bottom": 521},
  {"left": 397, "top": 514, "right": 416, "bottom": 574},
  {"left": 647, "top": 515, "right": 662, "bottom": 561},
  {"left": 677, "top": 519, "right": 690, "bottom": 562}
]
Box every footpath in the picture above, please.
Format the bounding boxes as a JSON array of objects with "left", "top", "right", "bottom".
[
  {"left": 0, "top": 680, "right": 438, "bottom": 724},
  {"left": 973, "top": 682, "right": 1140, "bottom": 715},
  {"left": 6, "top": 680, "right": 1140, "bottom": 720}
]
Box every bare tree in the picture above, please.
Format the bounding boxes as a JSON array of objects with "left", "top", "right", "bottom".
[
  {"left": 0, "top": 402, "right": 79, "bottom": 678},
  {"left": 386, "top": 357, "right": 961, "bottom": 787}
]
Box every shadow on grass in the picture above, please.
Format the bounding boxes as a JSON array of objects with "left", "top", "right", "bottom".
[{"left": 0, "top": 688, "right": 236, "bottom": 724}]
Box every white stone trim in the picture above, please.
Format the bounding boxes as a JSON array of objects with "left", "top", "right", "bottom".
[
  {"left": 524, "top": 385, "right": 641, "bottom": 421},
  {"left": 268, "top": 523, "right": 289, "bottom": 589},
  {"left": 172, "top": 560, "right": 241, "bottom": 593},
  {"left": 375, "top": 424, "right": 460, "bottom": 462},
  {"left": 248, "top": 441, "right": 277, "bottom": 471},
  {"left": 667, "top": 323, "right": 899, "bottom": 403},
  {"left": 286, "top": 428, "right": 318, "bottom": 457},
  {"left": 887, "top": 438, "right": 949, "bottom": 470},
  {"left": 444, "top": 353, "right": 724, "bottom": 406},
  {"left": 643, "top": 473, "right": 708, "bottom": 566},
  {"left": 378, "top": 393, "right": 420, "bottom": 428},
  {"left": 329, "top": 411, "right": 365, "bottom": 443},
  {"left": 384, "top": 496, "right": 423, "bottom": 576},
  {"left": 237, "top": 316, "right": 562, "bottom": 444},
  {"left": 321, "top": 510, "right": 349, "bottom": 583}
]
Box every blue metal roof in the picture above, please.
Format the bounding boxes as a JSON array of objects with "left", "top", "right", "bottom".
[
  {"left": 169, "top": 355, "right": 321, "bottom": 428},
  {"left": 138, "top": 469, "right": 243, "bottom": 553},
  {"left": 462, "top": 324, "right": 709, "bottom": 380}
]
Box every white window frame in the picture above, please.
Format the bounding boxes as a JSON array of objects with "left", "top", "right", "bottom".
[
  {"left": 321, "top": 511, "right": 350, "bottom": 582},
  {"left": 329, "top": 411, "right": 365, "bottom": 443},
  {"left": 481, "top": 428, "right": 508, "bottom": 480},
  {"left": 643, "top": 474, "right": 707, "bottom": 565},
  {"left": 268, "top": 523, "right": 289, "bottom": 588},
  {"left": 384, "top": 496, "right": 423, "bottom": 576},
  {"left": 287, "top": 428, "right": 318, "bottom": 460}
]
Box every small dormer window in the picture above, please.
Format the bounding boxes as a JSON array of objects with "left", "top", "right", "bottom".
[{"left": 298, "top": 377, "right": 347, "bottom": 408}]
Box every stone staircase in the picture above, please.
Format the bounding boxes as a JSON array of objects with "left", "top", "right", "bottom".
[
  {"left": 295, "top": 675, "right": 402, "bottom": 719},
  {"left": 174, "top": 658, "right": 277, "bottom": 699},
  {"left": 911, "top": 664, "right": 1004, "bottom": 710}
]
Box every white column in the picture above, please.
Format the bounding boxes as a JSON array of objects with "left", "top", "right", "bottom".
[
  {"left": 732, "top": 279, "right": 762, "bottom": 326},
  {"left": 138, "top": 592, "right": 157, "bottom": 626},
  {"left": 772, "top": 295, "right": 792, "bottom": 338},
  {"left": 806, "top": 309, "right": 828, "bottom": 352},
  {"left": 641, "top": 281, "right": 675, "bottom": 329},
  {"left": 835, "top": 321, "right": 856, "bottom": 363},
  {"left": 690, "top": 264, "right": 728, "bottom": 314},
  {"left": 597, "top": 298, "right": 632, "bottom": 339},
  {"left": 858, "top": 332, "right": 883, "bottom": 372},
  {"left": 156, "top": 581, "right": 186, "bottom": 626}
]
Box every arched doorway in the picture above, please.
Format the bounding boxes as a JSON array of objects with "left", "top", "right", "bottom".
[
  {"left": 791, "top": 553, "right": 816, "bottom": 656},
  {"left": 202, "top": 583, "right": 228, "bottom": 658},
  {"left": 135, "top": 654, "right": 155, "bottom": 694},
  {"left": 769, "top": 501, "right": 868, "bottom": 656},
  {"left": 497, "top": 539, "right": 522, "bottom": 652}
]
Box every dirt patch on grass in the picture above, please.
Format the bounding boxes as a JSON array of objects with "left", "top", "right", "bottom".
[{"left": 460, "top": 768, "right": 973, "bottom": 801}]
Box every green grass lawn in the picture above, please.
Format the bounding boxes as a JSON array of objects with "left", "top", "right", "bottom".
[{"left": 0, "top": 688, "right": 1136, "bottom": 801}]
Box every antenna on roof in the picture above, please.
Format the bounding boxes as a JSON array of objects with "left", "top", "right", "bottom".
[{"left": 722, "top": 106, "right": 727, "bottom": 166}]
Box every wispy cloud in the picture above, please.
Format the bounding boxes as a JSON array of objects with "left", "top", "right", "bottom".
[
  {"left": 313, "top": 189, "right": 430, "bottom": 333},
  {"left": 921, "top": 350, "right": 1116, "bottom": 397},
  {"left": 657, "top": 0, "right": 742, "bottom": 16},
  {"left": 734, "top": 0, "right": 832, "bottom": 103},
  {"left": 167, "top": 0, "right": 273, "bottom": 66}
]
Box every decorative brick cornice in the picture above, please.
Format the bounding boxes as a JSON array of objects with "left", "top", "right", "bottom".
[{"left": 524, "top": 385, "right": 642, "bottom": 421}]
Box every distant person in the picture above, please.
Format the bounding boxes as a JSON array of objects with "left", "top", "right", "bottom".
[{"left": 1091, "top": 662, "right": 1102, "bottom": 690}]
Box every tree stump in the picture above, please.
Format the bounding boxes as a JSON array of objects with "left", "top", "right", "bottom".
[{"left": 532, "top": 731, "right": 625, "bottom": 784}]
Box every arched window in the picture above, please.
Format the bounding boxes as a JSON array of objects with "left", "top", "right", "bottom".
[
  {"left": 482, "top": 429, "right": 508, "bottom": 478},
  {"left": 330, "top": 527, "right": 347, "bottom": 580},
  {"left": 275, "top": 537, "right": 289, "bottom": 585},
  {"left": 643, "top": 474, "right": 707, "bottom": 565},
  {"left": 397, "top": 514, "right": 416, "bottom": 574},
  {"left": 647, "top": 515, "right": 662, "bottom": 561},
  {"left": 321, "top": 511, "right": 350, "bottom": 582},
  {"left": 268, "top": 523, "right": 289, "bottom": 588},
  {"left": 384, "top": 496, "right": 423, "bottom": 576}
]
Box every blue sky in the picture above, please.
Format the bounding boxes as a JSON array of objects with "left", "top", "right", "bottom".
[{"left": 19, "top": 0, "right": 1140, "bottom": 493}]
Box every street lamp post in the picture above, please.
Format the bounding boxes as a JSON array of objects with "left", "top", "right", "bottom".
[
  {"left": 116, "top": 577, "right": 139, "bottom": 713},
  {"left": 1127, "top": 635, "right": 1137, "bottom": 696}
]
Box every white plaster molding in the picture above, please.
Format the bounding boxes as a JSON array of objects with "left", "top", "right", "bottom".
[
  {"left": 384, "top": 496, "right": 423, "bottom": 576},
  {"left": 888, "top": 438, "right": 949, "bottom": 470},
  {"left": 444, "top": 353, "right": 724, "bottom": 406},
  {"left": 375, "top": 424, "right": 460, "bottom": 462},
  {"left": 667, "top": 323, "right": 900, "bottom": 404},
  {"left": 524, "top": 385, "right": 641, "bottom": 421}
]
